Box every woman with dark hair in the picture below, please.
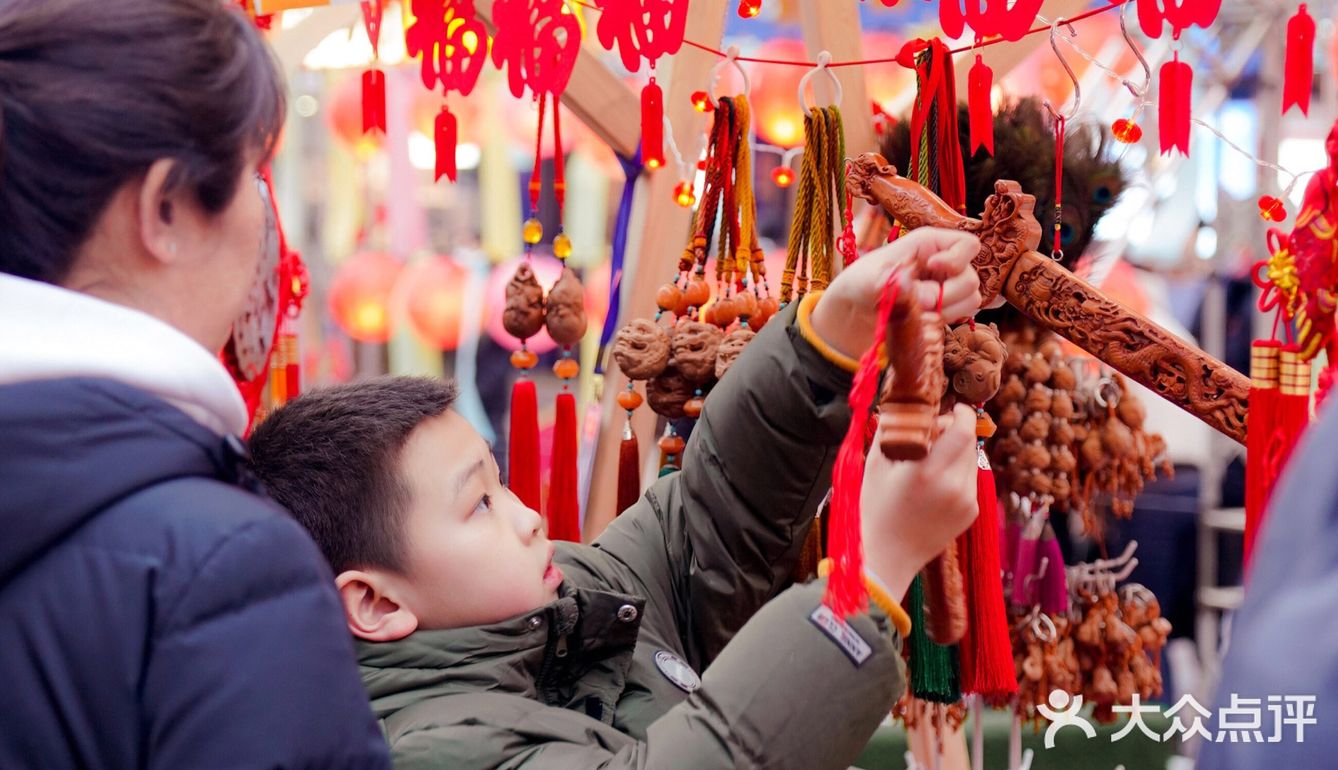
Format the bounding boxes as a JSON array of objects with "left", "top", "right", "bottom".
[{"left": 0, "top": 1, "right": 390, "bottom": 766}]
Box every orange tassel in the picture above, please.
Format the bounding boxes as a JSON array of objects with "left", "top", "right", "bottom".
[
  {"left": 616, "top": 423, "right": 640, "bottom": 516},
  {"left": 508, "top": 379, "right": 541, "bottom": 512},
  {"left": 547, "top": 391, "right": 582, "bottom": 542}
]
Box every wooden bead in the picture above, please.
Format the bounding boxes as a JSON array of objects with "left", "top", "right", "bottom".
[
  {"left": 733, "top": 290, "right": 758, "bottom": 321},
  {"left": 510, "top": 349, "right": 538, "bottom": 370},
  {"left": 617, "top": 389, "right": 644, "bottom": 410},
  {"left": 712, "top": 297, "right": 738, "bottom": 327},
  {"left": 658, "top": 434, "right": 686, "bottom": 455},
  {"left": 656, "top": 282, "right": 682, "bottom": 312},
  {"left": 751, "top": 296, "right": 779, "bottom": 331},
  {"left": 683, "top": 397, "right": 704, "bottom": 418},
  {"left": 553, "top": 358, "right": 580, "bottom": 379}
]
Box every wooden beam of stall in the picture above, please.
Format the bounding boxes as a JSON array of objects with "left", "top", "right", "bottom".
[
  {"left": 473, "top": 0, "right": 641, "bottom": 158},
  {"left": 799, "top": 0, "right": 876, "bottom": 158},
  {"left": 584, "top": 0, "right": 732, "bottom": 542}
]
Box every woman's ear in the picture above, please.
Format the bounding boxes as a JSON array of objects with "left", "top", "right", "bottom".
[
  {"left": 335, "top": 570, "right": 419, "bottom": 642},
  {"left": 136, "top": 158, "right": 183, "bottom": 266}
]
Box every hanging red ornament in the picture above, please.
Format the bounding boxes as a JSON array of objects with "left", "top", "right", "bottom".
[
  {"left": 642, "top": 77, "right": 666, "bottom": 170},
  {"left": 361, "top": 69, "right": 387, "bottom": 135},
  {"left": 1258, "top": 195, "right": 1288, "bottom": 222},
  {"left": 691, "top": 90, "right": 714, "bottom": 112},
  {"left": 361, "top": 0, "right": 384, "bottom": 57},
  {"left": 1283, "top": 4, "right": 1315, "bottom": 117},
  {"left": 491, "top": 0, "right": 581, "bottom": 98},
  {"left": 771, "top": 166, "right": 795, "bottom": 188},
  {"left": 405, "top": 0, "right": 488, "bottom": 96},
  {"left": 939, "top": 0, "right": 1044, "bottom": 43},
  {"left": 673, "top": 180, "right": 696, "bottom": 207},
  {"left": 595, "top": 0, "right": 688, "bottom": 72},
  {"left": 1137, "top": 0, "right": 1222, "bottom": 40},
  {"left": 1158, "top": 54, "right": 1191, "bottom": 157},
  {"left": 967, "top": 54, "right": 995, "bottom": 156},
  {"left": 434, "top": 106, "right": 458, "bottom": 182},
  {"left": 737, "top": 0, "right": 761, "bottom": 18},
  {"left": 1112, "top": 117, "right": 1144, "bottom": 144}
]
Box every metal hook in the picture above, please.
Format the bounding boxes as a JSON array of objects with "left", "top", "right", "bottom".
[
  {"left": 706, "top": 45, "right": 751, "bottom": 109},
  {"left": 798, "top": 50, "right": 843, "bottom": 116},
  {"left": 1042, "top": 17, "right": 1081, "bottom": 122},
  {"left": 1118, "top": 2, "right": 1151, "bottom": 99}
]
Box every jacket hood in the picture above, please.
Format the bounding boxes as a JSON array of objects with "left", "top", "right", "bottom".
[{"left": 0, "top": 377, "right": 248, "bottom": 582}]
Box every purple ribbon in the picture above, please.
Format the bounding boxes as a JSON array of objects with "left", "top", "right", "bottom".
[{"left": 595, "top": 148, "right": 644, "bottom": 374}]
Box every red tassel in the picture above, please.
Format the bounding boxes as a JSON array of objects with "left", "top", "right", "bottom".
[
  {"left": 968, "top": 55, "right": 995, "bottom": 157},
  {"left": 958, "top": 449, "right": 1018, "bottom": 698},
  {"left": 616, "top": 426, "right": 641, "bottom": 516},
  {"left": 1158, "top": 55, "right": 1191, "bottom": 157},
  {"left": 508, "top": 379, "right": 541, "bottom": 512},
  {"left": 434, "top": 106, "right": 458, "bottom": 183},
  {"left": 825, "top": 276, "right": 901, "bottom": 616},
  {"left": 1254, "top": 346, "right": 1311, "bottom": 566},
  {"left": 547, "top": 392, "right": 582, "bottom": 542},
  {"left": 1283, "top": 4, "right": 1315, "bottom": 116},
  {"left": 362, "top": 69, "right": 387, "bottom": 135},
  {"left": 641, "top": 78, "right": 665, "bottom": 170},
  {"left": 1244, "top": 340, "right": 1280, "bottom": 569},
  {"left": 282, "top": 322, "right": 300, "bottom": 401}
]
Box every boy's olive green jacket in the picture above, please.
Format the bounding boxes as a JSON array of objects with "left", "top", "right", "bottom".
[{"left": 358, "top": 303, "right": 908, "bottom": 769}]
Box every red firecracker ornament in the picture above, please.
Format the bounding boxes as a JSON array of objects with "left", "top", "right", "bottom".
[
  {"left": 1283, "top": 4, "right": 1315, "bottom": 116},
  {"left": 1258, "top": 195, "right": 1288, "bottom": 222},
  {"left": 967, "top": 55, "right": 995, "bottom": 156},
  {"left": 642, "top": 77, "right": 666, "bottom": 170},
  {"left": 1112, "top": 118, "right": 1144, "bottom": 144}
]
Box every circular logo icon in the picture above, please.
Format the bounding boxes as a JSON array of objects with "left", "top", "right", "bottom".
[{"left": 653, "top": 650, "right": 701, "bottom": 693}]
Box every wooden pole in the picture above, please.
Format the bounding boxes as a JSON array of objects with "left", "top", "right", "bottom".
[{"left": 583, "top": 0, "right": 731, "bottom": 541}]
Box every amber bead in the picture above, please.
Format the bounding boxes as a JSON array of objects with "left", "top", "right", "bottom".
[
  {"left": 522, "top": 218, "right": 543, "bottom": 245},
  {"left": 510, "top": 349, "right": 538, "bottom": 370},
  {"left": 712, "top": 297, "right": 738, "bottom": 327},
  {"left": 751, "top": 296, "right": 779, "bottom": 330},
  {"left": 553, "top": 233, "right": 572, "bottom": 259},
  {"left": 656, "top": 282, "right": 683, "bottom": 312},
  {"left": 553, "top": 357, "right": 580, "bottom": 379},
  {"left": 658, "top": 434, "right": 686, "bottom": 454},
  {"left": 617, "top": 388, "right": 644, "bottom": 411},
  {"left": 683, "top": 397, "right": 704, "bottom": 418},
  {"left": 733, "top": 290, "right": 758, "bottom": 321}
]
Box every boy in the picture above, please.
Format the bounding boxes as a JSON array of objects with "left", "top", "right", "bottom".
[{"left": 250, "top": 229, "right": 985, "bottom": 768}]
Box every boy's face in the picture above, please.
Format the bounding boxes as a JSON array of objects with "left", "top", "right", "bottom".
[{"left": 378, "top": 411, "right": 563, "bottom": 631}]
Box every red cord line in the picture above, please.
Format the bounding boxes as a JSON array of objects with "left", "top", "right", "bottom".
[{"left": 565, "top": 0, "right": 1130, "bottom": 64}]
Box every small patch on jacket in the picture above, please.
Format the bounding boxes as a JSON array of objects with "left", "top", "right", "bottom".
[
  {"left": 654, "top": 650, "right": 701, "bottom": 693},
  {"left": 809, "top": 605, "right": 872, "bottom": 666}
]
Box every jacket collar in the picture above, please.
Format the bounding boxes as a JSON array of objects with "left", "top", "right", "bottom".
[{"left": 358, "top": 582, "right": 645, "bottom": 720}]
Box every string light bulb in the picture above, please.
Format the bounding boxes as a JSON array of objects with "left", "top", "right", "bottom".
[
  {"left": 1258, "top": 195, "right": 1287, "bottom": 222},
  {"left": 1111, "top": 118, "right": 1143, "bottom": 144},
  {"left": 771, "top": 166, "right": 795, "bottom": 188},
  {"left": 690, "top": 91, "right": 714, "bottom": 112},
  {"left": 674, "top": 180, "right": 696, "bottom": 208},
  {"left": 737, "top": 0, "right": 761, "bottom": 18}
]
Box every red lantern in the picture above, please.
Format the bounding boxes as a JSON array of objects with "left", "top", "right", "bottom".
[
  {"left": 329, "top": 251, "right": 404, "bottom": 343},
  {"left": 749, "top": 39, "right": 807, "bottom": 147},
  {"left": 328, "top": 73, "right": 384, "bottom": 156},
  {"left": 404, "top": 254, "right": 468, "bottom": 350}
]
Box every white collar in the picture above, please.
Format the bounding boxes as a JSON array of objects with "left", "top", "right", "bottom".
[{"left": 0, "top": 273, "right": 247, "bottom": 436}]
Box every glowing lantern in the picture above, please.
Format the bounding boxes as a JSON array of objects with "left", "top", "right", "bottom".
[
  {"left": 749, "top": 39, "right": 808, "bottom": 147},
  {"left": 737, "top": 0, "right": 761, "bottom": 17},
  {"left": 1258, "top": 195, "right": 1287, "bottom": 222},
  {"left": 329, "top": 251, "right": 404, "bottom": 343},
  {"left": 403, "top": 254, "right": 468, "bottom": 350},
  {"left": 691, "top": 90, "right": 714, "bottom": 112},
  {"left": 328, "top": 74, "right": 385, "bottom": 157},
  {"left": 771, "top": 166, "right": 795, "bottom": 188},
  {"left": 674, "top": 180, "right": 696, "bottom": 207},
  {"left": 1112, "top": 118, "right": 1143, "bottom": 144}
]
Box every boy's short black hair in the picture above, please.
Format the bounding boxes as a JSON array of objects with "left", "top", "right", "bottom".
[{"left": 248, "top": 376, "right": 458, "bottom": 574}]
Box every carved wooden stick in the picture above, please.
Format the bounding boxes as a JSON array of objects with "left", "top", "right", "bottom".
[
  {"left": 878, "top": 283, "right": 967, "bottom": 645},
  {"left": 848, "top": 153, "right": 1249, "bottom": 445}
]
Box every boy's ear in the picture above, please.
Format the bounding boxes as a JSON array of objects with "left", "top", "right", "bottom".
[{"left": 336, "top": 570, "right": 419, "bottom": 642}]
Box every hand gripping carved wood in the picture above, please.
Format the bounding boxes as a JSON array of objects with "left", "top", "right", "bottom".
[
  {"left": 848, "top": 153, "right": 1249, "bottom": 445},
  {"left": 878, "top": 282, "right": 966, "bottom": 645}
]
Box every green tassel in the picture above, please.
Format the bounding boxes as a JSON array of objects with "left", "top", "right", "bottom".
[{"left": 907, "top": 574, "right": 962, "bottom": 703}]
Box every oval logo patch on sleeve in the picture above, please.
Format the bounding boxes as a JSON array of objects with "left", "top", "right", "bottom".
[{"left": 654, "top": 650, "right": 701, "bottom": 693}]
